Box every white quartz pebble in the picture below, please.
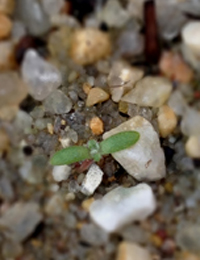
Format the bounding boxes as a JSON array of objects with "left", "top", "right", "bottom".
[{"left": 52, "top": 165, "right": 71, "bottom": 182}]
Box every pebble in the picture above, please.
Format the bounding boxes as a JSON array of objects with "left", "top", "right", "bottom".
[
  {"left": 11, "top": 20, "right": 26, "bottom": 43},
  {"left": 159, "top": 51, "right": 194, "bottom": 83},
  {"left": 0, "top": 202, "right": 42, "bottom": 242},
  {"left": 168, "top": 90, "right": 187, "bottom": 116},
  {"left": 103, "top": 116, "right": 166, "bottom": 181},
  {"left": 0, "top": 128, "right": 9, "bottom": 155},
  {"left": 41, "top": 0, "right": 64, "bottom": 16},
  {"left": 90, "top": 117, "right": 104, "bottom": 135},
  {"left": 0, "top": 0, "right": 14, "bottom": 14},
  {"left": 158, "top": 105, "right": 177, "bottom": 138},
  {"left": 121, "top": 76, "right": 172, "bottom": 107},
  {"left": 181, "top": 108, "right": 200, "bottom": 136},
  {"left": 0, "top": 13, "right": 12, "bottom": 39},
  {"left": 116, "top": 242, "right": 151, "bottom": 260},
  {"left": 81, "top": 197, "right": 94, "bottom": 212},
  {"left": 21, "top": 49, "right": 62, "bottom": 101},
  {"left": 176, "top": 222, "right": 200, "bottom": 254},
  {"left": 44, "top": 194, "right": 65, "bottom": 216},
  {"left": 83, "top": 82, "right": 92, "bottom": 94},
  {"left": 81, "top": 164, "right": 104, "bottom": 196},
  {"left": 86, "top": 87, "right": 109, "bottom": 107},
  {"left": 89, "top": 183, "right": 156, "bottom": 233},
  {"left": 0, "top": 72, "right": 28, "bottom": 108},
  {"left": 15, "top": 0, "right": 50, "bottom": 36},
  {"left": 177, "top": 252, "right": 200, "bottom": 260},
  {"left": 107, "top": 61, "right": 144, "bottom": 102},
  {"left": 80, "top": 223, "right": 109, "bottom": 246},
  {"left": 0, "top": 40, "right": 15, "bottom": 70},
  {"left": 0, "top": 105, "right": 18, "bottom": 121},
  {"left": 43, "top": 89, "right": 72, "bottom": 114},
  {"left": 70, "top": 28, "right": 111, "bottom": 65},
  {"left": 185, "top": 136, "right": 200, "bottom": 158},
  {"left": 97, "top": 0, "right": 130, "bottom": 28},
  {"left": 52, "top": 165, "right": 71, "bottom": 182}
]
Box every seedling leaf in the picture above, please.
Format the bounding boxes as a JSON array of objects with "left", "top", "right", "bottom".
[
  {"left": 50, "top": 146, "right": 91, "bottom": 165},
  {"left": 100, "top": 131, "right": 140, "bottom": 155}
]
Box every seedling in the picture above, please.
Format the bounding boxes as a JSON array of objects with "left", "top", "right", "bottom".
[{"left": 50, "top": 131, "right": 140, "bottom": 166}]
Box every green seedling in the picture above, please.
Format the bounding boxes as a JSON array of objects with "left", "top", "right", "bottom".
[{"left": 50, "top": 131, "right": 140, "bottom": 166}]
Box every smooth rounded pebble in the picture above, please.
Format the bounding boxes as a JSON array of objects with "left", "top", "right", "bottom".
[
  {"left": 185, "top": 136, "right": 200, "bottom": 159},
  {"left": 86, "top": 87, "right": 109, "bottom": 107}
]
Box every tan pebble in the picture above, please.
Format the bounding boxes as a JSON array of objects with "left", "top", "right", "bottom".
[
  {"left": 177, "top": 251, "right": 200, "bottom": 260},
  {"left": 151, "top": 234, "right": 162, "bottom": 247},
  {"left": 185, "top": 136, "right": 200, "bottom": 158},
  {"left": 0, "top": 0, "right": 15, "bottom": 15},
  {"left": 158, "top": 105, "right": 177, "bottom": 138},
  {"left": 0, "top": 40, "right": 15, "bottom": 70},
  {"left": 90, "top": 117, "right": 104, "bottom": 135},
  {"left": 164, "top": 182, "right": 173, "bottom": 193},
  {"left": 116, "top": 242, "right": 151, "bottom": 260},
  {"left": 81, "top": 197, "right": 94, "bottom": 211},
  {"left": 159, "top": 51, "right": 194, "bottom": 83},
  {"left": 82, "top": 82, "right": 92, "bottom": 94},
  {"left": 70, "top": 28, "right": 111, "bottom": 65},
  {"left": 118, "top": 101, "right": 128, "bottom": 114},
  {"left": 86, "top": 87, "right": 109, "bottom": 107},
  {"left": 0, "top": 128, "right": 9, "bottom": 155},
  {"left": 0, "top": 13, "right": 12, "bottom": 39},
  {"left": 47, "top": 123, "right": 54, "bottom": 135},
  {"left": 0, "top": 105, "right": 18, "bottom": 121}
]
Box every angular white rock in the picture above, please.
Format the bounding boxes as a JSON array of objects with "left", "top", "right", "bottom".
[
  {"left": 116, "top": 242, "right": 151, "bottom": 260},
  {"left": 121, "top": 76, "right": 172, "bottom": 108},
  {"left": 52, "top": 165, "right": 71, "bottom": 182},
  {"left": 21, "top": 49, "right": 62, "bottom": 101},
  {"left": 89, "top": 183, "right": 156, "bottom": 233},
  {"left": 107, "top": 61, "right": 144, "bottom": 102},
  {"left": 103, "top": 116, "right": 166, "bottom": 181},
  {"left": 81, "top": 164, "right": 104, "bottom": 196}
]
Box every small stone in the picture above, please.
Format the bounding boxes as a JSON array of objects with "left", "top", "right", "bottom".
[
  {"left": 176, "top": 222, "right": 200, "bottom": 254},
  {"left": 21, "top": 49, "right": 62, "bottom": 101},
  {"left": 116, "top": 242, "right": 151, "bottom": 260},
  {"left": 185, "top": 136, "right": 200, "bottom": 158},
  {"left": 0, "top": 0, "right": 15, "bottom": 15},
  {"left": 34, "top": 118, "right": 52, "bottom": 130},
  {"left": 11, "top": 20, "right": 26, "bottom": 43},
  {"left": 41, "top": 0, "right": 64, "bottom": 16},
  {"left": 159, "top": 51, "right": 194, "bottom": 83},
  {"left": 103, "top": 116, "right": 166, "bottom": 181},
  {"left": 108, "top": 61, "right": 144, "bottom": 102},
  {"left": 0, "top": 40, "right": 15, "bottom": 70},
  {"left": 97, "top": 0, "right": 130, "bottom": 28},
  {"left": 52, "top": 165, "right": 71, "bottom": 182},
  {"left": 158, "top": 105, "right": 177, "bottom": 138},
  {"left": 0, "top": 14, "right": 12, "bottom": 39},
  {"left": 15, "top": 0, "right": 50, "bottom": 36},
  {"left": 121, "top": 76, "right": 172, "bottom": 107},
  {"left": 0, "top": 202, "right": 42, "bottom": 242},
  {"left": 168, "top": 90, "right": 187, "bottom": 116},
  {"left": 0, "top": 72, "right": 28, "bottom": 108},
  {"left": 81, "top": 164, "right": 104, "bottom": 196},
  {"left": 47, "top": 122, "right": 54, "bottom": 134},
  {"left": 0, "top": 105, "right": 18, "bottom": 121},
  {"left": 80, "top": 223, "right": 109, "bottom": 246},
  {"left": 45, "top": 194, "right": 65, "bottom": 216},
  {"left": 89, "top": 183, "right": 156, "bottom": 233},
  {"left": 177, "top": 252, "right": 200, "bottom": 260},
  {"left": 82, "top": 197, "right": 94, "bottom": 211},
  {"left": 70, "top": 28, "right": 111, "bottom": 65},
  {"left": 82, "top": 82, "right": 92, "bottom": 94},
  {"left": 90, "top": 117, "right": 104, "bottom": 135},
  {"left": 44, "top": 89, "right": 72, "bottom": 114},
  {"left": 181, "top": 108, "right": 200, "bottom": 136},
  {"left": 0, "top": 128, "right": 9, "bottom": 155},
  {"left": 86, "top": 87, "right": 109, "bottom": 107}
]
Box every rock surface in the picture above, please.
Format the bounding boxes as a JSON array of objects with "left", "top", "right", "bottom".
[
  {"left": 121, "top": 76, "right": 172, "bottom": 107},
  {"left": 21, "top": 49, "right": 62, "bottom": 101},
  {"left": 116, "top": 242, "right": 151, "bottom": 260},
  {"left": 70, "top": 28, "right": 111, "bottom": 65},
  {"left": 103, "top": 116, "right": 166, "bottom": 181},
  {"left": 81, "top": 164, "right": 104, "bottom": 196},
  {"left": 0, "top": 202, "right": 42, "bottom": 242},
  {"left": 89, "top": 183, "right": 156, "bottom": 233},
  {"left": 52, "top": 165, "right": 71, "bottom": 182}
]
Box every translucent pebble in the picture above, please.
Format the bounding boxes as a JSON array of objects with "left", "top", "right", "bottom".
[
  {"left": 168, "top": 90, "right": 187, "bottom": 116},
  {"left": 15, "top": 0, "right": 50, "bottom": 36},
  {"left": 181, "top": 108, "right": 200, "bottom": 136},
  {"left": 21, "top": 49, "right": 62, "bottom": 101},
  {"left": 43, "top": 89, "right": 72, "bottom": 114}
]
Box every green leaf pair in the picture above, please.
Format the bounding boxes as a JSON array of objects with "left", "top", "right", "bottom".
[{"left": 50, "top": 131, "right": 140, "bottom": 166}]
